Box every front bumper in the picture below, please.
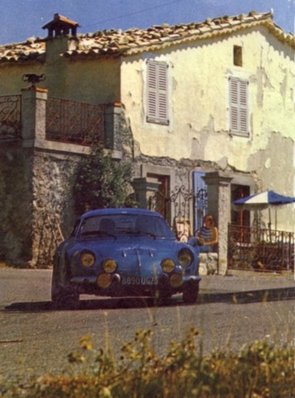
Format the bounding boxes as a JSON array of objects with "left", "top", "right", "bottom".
[{"left": 69, "top": 272, "right": 201, "bottom": 297}]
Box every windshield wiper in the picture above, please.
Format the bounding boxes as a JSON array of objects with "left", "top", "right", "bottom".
[
  {"left": 126, "top": 230, "right": 157, "bottom": 239},
  {"left": 80, "top": 230, "right": 117, "bottom": 239}
]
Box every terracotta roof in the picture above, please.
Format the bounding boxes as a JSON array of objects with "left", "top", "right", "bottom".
[{"left": 0, "top": 11, "right": 294, "bottom": 63}]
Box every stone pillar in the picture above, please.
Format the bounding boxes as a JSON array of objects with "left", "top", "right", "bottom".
[
  {"left": 21, "top": 87, "right": 48, "bottom": 147},
  {"left": 132, "top": 177, "right": 160, "bottom": 209},
  {"left": 203, "top": 171, "right": 233, "bottom": 275},
  {"left": 104, "top": 102, "right": 123, "bottom": 152}
]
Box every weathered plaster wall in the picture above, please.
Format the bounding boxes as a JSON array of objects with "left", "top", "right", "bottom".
[
  {"left": 248, "top": 132, "right": 295, "bottom": 231},
  {"left": 121, "top": 25, "right": 295, "bottom": 231},
  {"left": 121, "top": 26, "right": 294, "bottom": 162}
]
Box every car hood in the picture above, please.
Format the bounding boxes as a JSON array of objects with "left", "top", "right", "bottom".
[
  {"left": 57, "top": 236, "right": 198, "bottom": 278},
  {"left": 63, "top": 236, "right": 184, "bottom": 258}
]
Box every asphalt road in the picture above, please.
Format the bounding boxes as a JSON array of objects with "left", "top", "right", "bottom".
[{"left": 0, "top": 267, "right": 294, "bottom": 383}]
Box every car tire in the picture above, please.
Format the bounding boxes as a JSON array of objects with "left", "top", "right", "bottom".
[
  {"left": 52, "top": 287, "right": 80, "bottom": 310},
  {"left": 183, "top": 283, "right": 199, "bottom": 304}
]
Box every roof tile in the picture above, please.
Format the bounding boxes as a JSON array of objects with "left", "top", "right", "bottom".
[{"left": 0, "top": 11, "right": 294, "bottom": 63}]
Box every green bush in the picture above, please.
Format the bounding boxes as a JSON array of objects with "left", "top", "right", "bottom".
[
  {"left": 73, "top": 144, "right": 136, "bottom": 215},
  {"left": 1, "top": 329, "right": 294, "bottom": 397}
]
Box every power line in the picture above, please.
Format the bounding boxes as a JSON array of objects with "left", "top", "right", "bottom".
[{"left": 83, "top": 0, "right": 180, "bottom": 30}]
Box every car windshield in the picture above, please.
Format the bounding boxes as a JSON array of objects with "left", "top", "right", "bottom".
[{"left": 78, "top": 214, "right": 174, "bottom": 239}]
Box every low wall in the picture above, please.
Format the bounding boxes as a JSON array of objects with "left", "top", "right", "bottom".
[
  {"left": 0, "top": 143, "right": 80, "bottom": 267},
  {"left": 0, "top": 145, "right": 33, "bottom": 265}
]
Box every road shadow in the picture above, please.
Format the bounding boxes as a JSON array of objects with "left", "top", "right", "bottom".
[
  {"left": 199, "top": 286, "right": 295, "bottom": 304},
  {"left": 3, "top": 286, "right": 295, "bottom": 313},
  {"left": 3, "top": 296, "right": 178, "bottom": 312}
]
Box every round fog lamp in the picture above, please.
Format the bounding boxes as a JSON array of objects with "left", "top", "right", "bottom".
[
  {"left": 102, "top": 258, "right": 117, "bottom": 273},
  {"left": 81, "top": 251, "right": 95, "bottom": 267},
  {"left": 161, "top": 258, "right": 176, "bottom": 273},
  {"left": 169, "top": 273, "right": 183, "bottom": 288},
  {"left": 97, "top": 273, "right": 112, "bottom": 289},
  {"left": 178, "top": 248, "right": 193, "bottom": 268}
]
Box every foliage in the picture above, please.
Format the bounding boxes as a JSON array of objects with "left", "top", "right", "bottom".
[
  {"left": 73, "top": 144, "right": 136, "bottom": 215},
  {"left": 1, "top": 329, "right": 294, "bottom": 398}
]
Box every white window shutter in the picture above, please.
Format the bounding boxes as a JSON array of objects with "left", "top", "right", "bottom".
[
  {"left": 147, "top": 61, "right": 157, "bottom": 120},
  {"left": 146, "top": 60, "right": 169, "bottom": 125},
  {"left": 239, "top": 80, "right": 248, "bottom": 134},
  {"left": 229, "top": 77, "right": 249, "bottom": 136}
]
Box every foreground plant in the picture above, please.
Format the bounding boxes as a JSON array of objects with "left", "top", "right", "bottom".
[{"left": 1, "top": 329, "right": 294, "bottom": 398}]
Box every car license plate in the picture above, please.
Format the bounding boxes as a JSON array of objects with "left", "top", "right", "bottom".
[{"left": 122, "top": 276, "right": 158, "bottom": 285}]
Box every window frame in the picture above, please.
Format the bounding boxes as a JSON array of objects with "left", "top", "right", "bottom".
[
  {"left": 233, "top": 45, "right": 243, "bottom": 67},
  {"left": 146, "top": 59, "right": 169, "bottom": 125}
]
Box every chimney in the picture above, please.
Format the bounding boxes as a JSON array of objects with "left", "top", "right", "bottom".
[
  {"left": 42, "top": 13, "right": 80, "bottom": 61},
  {"left": 42, "top": 13, "right": 79, "bottom": 38}
]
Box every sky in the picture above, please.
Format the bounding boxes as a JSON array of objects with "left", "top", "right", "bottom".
[{"left": 0, "top": 0, "right": 295, "bottom": 45}]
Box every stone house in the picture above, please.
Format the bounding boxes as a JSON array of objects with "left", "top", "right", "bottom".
[{"left": 0, "top": 11, "right": 294, "bottom": 271}]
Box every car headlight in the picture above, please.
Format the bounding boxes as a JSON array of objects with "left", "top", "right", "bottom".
[
  {"left": 80, "top": 251, "right": 95, "bottom": 267},
  {"left": 169, "top": 273, "right": 183, "bottom": 288},
  {"left": 97, "top": 273, "right": 112, "bottom": 288},
  {"left": 178, "top": 248, "right": 193, "bottom": 268},
  {"left": 161, "top": 258, "right": 176, "bottom": 273},
  {"left": 102, "top": 258, "right": 117, "bottom": 273}
]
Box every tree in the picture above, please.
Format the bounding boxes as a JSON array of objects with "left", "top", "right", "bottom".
[{"left": 73, "top": 144, "right": 135, "bottom": 215}]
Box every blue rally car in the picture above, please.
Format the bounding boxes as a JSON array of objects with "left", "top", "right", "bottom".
[{"left": 51, "top": 208, "right": 200, "bottom": 308}]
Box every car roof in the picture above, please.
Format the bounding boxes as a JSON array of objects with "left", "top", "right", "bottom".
[{"left": 80, "top": 208, "right": 163, "bottom": 220}]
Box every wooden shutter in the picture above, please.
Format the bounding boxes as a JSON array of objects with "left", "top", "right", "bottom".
[
  {"left": 229, "top": 77, "right": 249, "bottom": 136},
  {"left": 146, "top": 60, "right": 169, "bottom": 125}
]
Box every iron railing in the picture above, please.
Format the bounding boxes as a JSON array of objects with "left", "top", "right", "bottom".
[
  {"left": 0, "top": 95, "right": 21, "bottom": 140},
  {"left": 46, "top": 97, "right": 105, "bottom": 145},
  {"left": 228, "top": 224, "right": 294, "bottom": 271},
  {"left": 148, "top": 185, "right": 196, "bottom": 228}
]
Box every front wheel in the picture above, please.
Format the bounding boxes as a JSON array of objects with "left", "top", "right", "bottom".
[
  {"left": 183, "top": 283, "right": 199, "bottom": 304},
  {"left": 51, "top": 285, "right": 79, "bottom": 309}
]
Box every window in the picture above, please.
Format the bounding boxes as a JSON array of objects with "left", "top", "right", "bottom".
[
  {"left": 146, "top": 60, "right": 169, "bottom": 125},
  {"left": 229, "top": 77, "right": 249, "bottom": 137},
  {"left": 233, "top": 45, "right": 242, "bottom": 67}
]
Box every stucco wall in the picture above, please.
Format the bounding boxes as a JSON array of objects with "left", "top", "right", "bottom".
[
  {"left": 0, "top": 56, "right": 121, "bottom": 105},
  {"left": 121, "top": 26, "right": 294, "bottom": 161},
  {"left": 121, "top": 25, "right": 295, "bottom": 231},
  {"left": 43, "top": 57, "right": 121, "bottom": 104}
]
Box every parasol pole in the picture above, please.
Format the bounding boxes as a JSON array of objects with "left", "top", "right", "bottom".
[{"left": 268, "top": 207, "right": 272, "bottom": 242}]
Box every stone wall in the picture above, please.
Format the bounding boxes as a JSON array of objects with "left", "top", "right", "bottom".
[
  {"left": 0, "top": 145, "right": 34, "bottom": 265},
  {"left": 31, "top": 151, "right": 80, "bottom": 267},
  {"left": 0, "top": 143, "right": 80, "bottom": 267},
  {"left": 0, "top": 89, "right": 136, "bottom": 268}
]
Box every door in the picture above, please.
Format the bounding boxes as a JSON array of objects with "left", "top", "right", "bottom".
[{"left": 193, "top": 171, "right": 208, "bottom": 233}]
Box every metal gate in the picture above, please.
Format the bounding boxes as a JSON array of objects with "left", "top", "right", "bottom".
[{"left": 149, "top": 184, "right": 208, "bottom": 232}]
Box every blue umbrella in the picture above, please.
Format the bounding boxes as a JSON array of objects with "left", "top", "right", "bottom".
[
  {"left": 234, "top": 190, "right": 295, "bottom": 208},
  {"left": 234, "top": 190, "right": 295, "bottom": 229}
]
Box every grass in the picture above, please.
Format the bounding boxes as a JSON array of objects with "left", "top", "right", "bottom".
[{"left": 1, "top": 328, "right": 294, "bottom": 398}]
